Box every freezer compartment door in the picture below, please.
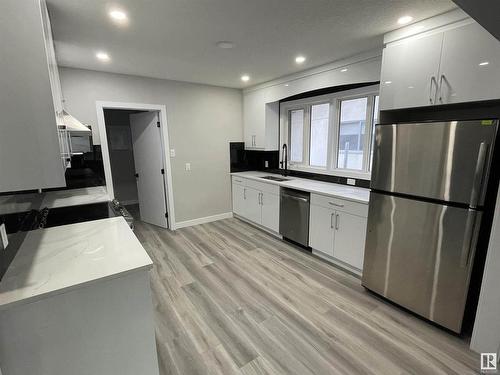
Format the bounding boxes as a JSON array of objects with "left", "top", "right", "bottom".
[
  {"left": 371, "top": 120, "right": 497, "bottom": 206},
  {"left": 362, "top": 192, "right": 481, "bottom": 333}
]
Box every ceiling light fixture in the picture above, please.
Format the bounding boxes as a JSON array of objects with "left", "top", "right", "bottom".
[
  {"left": 241, "top": 75, "right": 250, "bottom": 82},
  {"left": 96, "top": 52, "right": 110, "bottom": 62},
  {"left": 216, "top": 41, "right": 234, "bottom": 49},
  {"left": 340, "top": 68, "right": 348, "bottom": 72},
  {"left": 397, "top": 15, "right": 413, "bottom": 25},
  {"left": 109, "top": 9, "right": 128, "bottom": 23},
  {"left": 385, "top": 81, "right": 392, "bottom": 84},
  {"left": 479, "top": 61, "right": 489, "bottom": 66},
  {"left": 295, "top": 55, "right": 306, "bottom": 64}
]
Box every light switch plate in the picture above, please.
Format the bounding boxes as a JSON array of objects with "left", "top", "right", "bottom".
[
  {"left": 170, "top": 149, "right": 176, "bottom": 157},
  {"left": 185, "top": 163, "right": 191, "bottom": 171},
  {"left": 265, "top": 161, "right": 269, "bottom": 168},
  {"left": 0, "top": 223, "right": 8, "bottom": 250},
  {"left": 347, "top": 178, "right": 356, "bottom": 186}
]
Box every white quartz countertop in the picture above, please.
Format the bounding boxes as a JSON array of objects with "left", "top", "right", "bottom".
[
  {"left": 0, "top": 217, "right": 153, "bottom": 310},
  {"left": 0, "top": 186, "right": 110, "bottom": 215},
  {"left": 231, "top": 171, "right": 370, "bottom": 204}
]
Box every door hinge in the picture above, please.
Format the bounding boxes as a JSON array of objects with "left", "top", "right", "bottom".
[
  {"left": 161, "top": 168, "right": 165, "bottom": 174},
  {"left": 157, "top": 121, "right": 160, "bottom": 128}
]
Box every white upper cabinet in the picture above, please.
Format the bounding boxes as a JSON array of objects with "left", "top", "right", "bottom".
[
  {"left": 0, "top": 0, "right": 66, "bottom": 192},
  {"left": 243, "top": 92, "right": 279, "bottom": 150},
  {"left": 380, "top": 17, "right": 500, "bottom": 111},
  {"left": 438, "top": 22, "right": 500, "bottom": 105},
  {"left": 379, "top": 33, "right": 443, "bottom": 110}
]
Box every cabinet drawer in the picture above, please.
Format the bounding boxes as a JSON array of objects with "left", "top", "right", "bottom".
[
  {"left": 311, "top": 194, "right": 368, "bottom": 218},
  {"left": 232, "top": 176, "right": 248, "bottom": 186}
]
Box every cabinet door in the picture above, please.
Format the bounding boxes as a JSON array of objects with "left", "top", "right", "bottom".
[
  {"left": 244, "top": 187, "right": 262, "bottom": 224},
  {"left": 379, "top": 32, "right": 443, "bottom": 110},
  {"left": 333, "top": 211, "right": 367, "bottom": 270},
  {"left": 232, "top": 183, "right": 246, "bottom": 216},
  {"left": 438, "top": 22, "right": 500, "bottom": 105},
  {"left": 309, "top": 205, "right": 335, "bottom": 256},
  {"left": 261, "top": 192, "right": 279, "bottom": 233}
]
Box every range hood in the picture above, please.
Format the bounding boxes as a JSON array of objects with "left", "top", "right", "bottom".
[{"left": 62, "top": 110, "right": 91, "bottom": 133}]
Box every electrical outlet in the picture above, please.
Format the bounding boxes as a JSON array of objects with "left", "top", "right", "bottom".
[
  {"left": 265, "top": 160, "right": 269, "bottom": 168},
  {"left": 185, "top": 163, "right": 191, "bottom": 171},
  {"left": 347, "top": 178, "right": 356, "bottom": 186},
  {"left": 170, "top": 149, "right": 176, "bottom": 157},
  {"left": 0, "top": 223, "right": 8, "bottom": 250}
]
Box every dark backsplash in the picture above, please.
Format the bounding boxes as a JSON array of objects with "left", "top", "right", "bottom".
[{"left": 229, "top": 142, "right": 370, "bottom": 188}]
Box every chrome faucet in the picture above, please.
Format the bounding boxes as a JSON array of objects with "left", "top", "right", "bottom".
[{"left": 280, "top": 143, "right": 288, "bottom": 176}]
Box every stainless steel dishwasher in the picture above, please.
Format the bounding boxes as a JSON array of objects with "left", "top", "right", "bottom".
[{"left": 279, "top": 188, "right": 310, "bottom": 247}]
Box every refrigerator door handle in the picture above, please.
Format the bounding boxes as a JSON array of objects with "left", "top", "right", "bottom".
[
  {"left": 460, "top": 209, "right": 477, "bottom": 268},
  {"left": 470, "top": 142, "right": 489, "bottom": 209}
]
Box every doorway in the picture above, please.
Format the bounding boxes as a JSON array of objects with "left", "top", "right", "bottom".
[{"left": 96, "top": 102, "right": 175, "bottom": 229}]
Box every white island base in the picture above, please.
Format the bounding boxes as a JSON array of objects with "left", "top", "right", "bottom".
[{"left": 0, "top": 269, "right": 159, "bottom": 375}]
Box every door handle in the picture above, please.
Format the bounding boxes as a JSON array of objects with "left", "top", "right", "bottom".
[
  {"left": 460, "top": 209, "right": 477, "bottom": 268},
  {"left": 282, "top": 194, "right": 309, "bottom": 203},
  {"left": 335, "top": 213, "right": 339, "bottom": 230},
  {"left": 438, "top": 74, "right": 446, "bottom": 103},
  {"left": 470, "top": 142, "right": 489, "bottom": 209},
  {"left": 243, "top": 188, "right": 246, "bottom": 200},
  {"left": 429, "top": 76, "right": 437, "bottom": 104}
]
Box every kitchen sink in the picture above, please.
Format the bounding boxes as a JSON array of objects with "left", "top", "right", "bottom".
[{"left": 259, "top": 175, "right": 291, "bottom": 182}]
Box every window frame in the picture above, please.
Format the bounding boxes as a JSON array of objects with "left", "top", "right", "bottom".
[{"left": 280, "top": 84, "right": 379, "bottom": 179}]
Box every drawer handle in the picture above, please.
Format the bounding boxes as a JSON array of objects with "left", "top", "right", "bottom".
[
  {"left": 234, "top": 179, "right": 242, "bottom": 183},
  {"left": 328, "top": 202, "right": 344, "bottom": 207}
]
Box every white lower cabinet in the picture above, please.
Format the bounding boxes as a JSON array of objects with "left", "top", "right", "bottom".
[
  {"left": 309, "top": 194, "right": 368, "bottom": 273},
  {"left": 231, "top": 177, "right": 280, "bottom": 233}
]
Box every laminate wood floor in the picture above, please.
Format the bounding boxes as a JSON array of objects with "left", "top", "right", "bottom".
[{"left": 134, "top": 218, "right": 480, "bottom": 375}]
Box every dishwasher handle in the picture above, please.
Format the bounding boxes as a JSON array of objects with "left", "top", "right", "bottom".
[{"left": 281, "top": 193, "right": 309, "bottom": 203}]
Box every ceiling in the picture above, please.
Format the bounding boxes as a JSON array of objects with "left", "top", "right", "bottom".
[{"left": 48, "top": 0, "right": 456, "bottom": 89}]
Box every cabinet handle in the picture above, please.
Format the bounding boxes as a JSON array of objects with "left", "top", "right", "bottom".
[
  {"left": 234, "top": 179, "right": 242, "bottom": 183},
  {"left": 335, "top": 213, "right": 339, "bottom": 230},
  {"left": 244, "top": 188, "right": 246, "bottom": 200},
  {"left": 328, "top": 202, "right": 344, "bottom": 208},
  {"left": 438, "top": 74, "right": 446, "bottom": 103},
  {"left": 260, "top": 193, "right": 263, "bottom": 205},
  {"left": 330, "top": 213, "right": 334, "bottom": 229},
  {"left": 429, "top": 76, "right": 437, "bottom": 104}
]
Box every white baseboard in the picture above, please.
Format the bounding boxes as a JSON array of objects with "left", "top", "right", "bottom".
[{"left": 173, "top": 212, "right": 233, "bottom": 230}]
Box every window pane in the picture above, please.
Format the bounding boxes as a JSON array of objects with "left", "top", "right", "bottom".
[
  {"left": 310, "top": 103, "right": 329, "bottom": 167},
  {"left": 290, "top": 109, "right": 304, "bottom": 163},
  {"left": 337, "top": 97, "right": 367, "bottom": 170},
  {"left": 369, "top": 95, "right": 379, "bottom": 171}
]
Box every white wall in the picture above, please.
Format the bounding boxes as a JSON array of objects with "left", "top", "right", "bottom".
[
  {"left": 59, "top": 67, "right": 243, "bottom": 223},
  {"left": 471, "top": 188, "right": 500, "bottom": 355}
]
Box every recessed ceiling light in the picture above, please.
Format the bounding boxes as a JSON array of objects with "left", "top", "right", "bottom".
[
  {"left": 295, "top": 55, "right": 306, "bottom": 64},
  {"left": 241, "top": 75, "right": 250, "bottom": 82},
  {"left": 284, "top": 84, "right": 289, "bottom": 87},
  {"left": 385, "top": 81, "right": 392, "bottom": 84},
  {"left": 479, "top": 61, "right": 489, "bottom": 66},
  {"left": 408, "top": 86, "right": 414, "bottom": 89},
  {"left": 109, "top": 9, "right": 128, "bottom": 23},
  {"left": 216, "top": 41, "right": 234, "bottom": 49},
  {"left": 397, "top": 15, "right": 413, "bottom": 25},
  {"left": 96, "top": 52, "right": 110, "bottom": 62},
  {"left": 340, "top": 68, "right": 348, "bottom": 72}
]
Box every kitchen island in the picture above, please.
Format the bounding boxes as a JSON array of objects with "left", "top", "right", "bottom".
[{"left": 0, "top": 217, "right": 159, "bottom": 375}]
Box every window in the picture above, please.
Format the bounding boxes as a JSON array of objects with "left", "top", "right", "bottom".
[
  {"left": 310, "top": 103, "right": 329, "bottom": 167},
  {"left": 337, "top": 97, "right": 367, "bottom": 170},
  {"left": 289, "top": 109, "right": 304, "bottom": 163},
  {"left": 282, "top": 85, "right": 379, "bottom": 178}
]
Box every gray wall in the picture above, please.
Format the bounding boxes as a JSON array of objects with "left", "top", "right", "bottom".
[
  {"left": 472, "top": 188, "right": 500, "bottom": 355},
  {"left": 59, "top": 67, "right": 243, "bottom": 223},
  {"left": 103, "top": 109, "right": 139, "bottom": 205}
]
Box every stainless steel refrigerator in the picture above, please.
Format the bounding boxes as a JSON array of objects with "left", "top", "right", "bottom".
[{"left": 362, "top": 119, "right": 498, "bottom": 333}]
